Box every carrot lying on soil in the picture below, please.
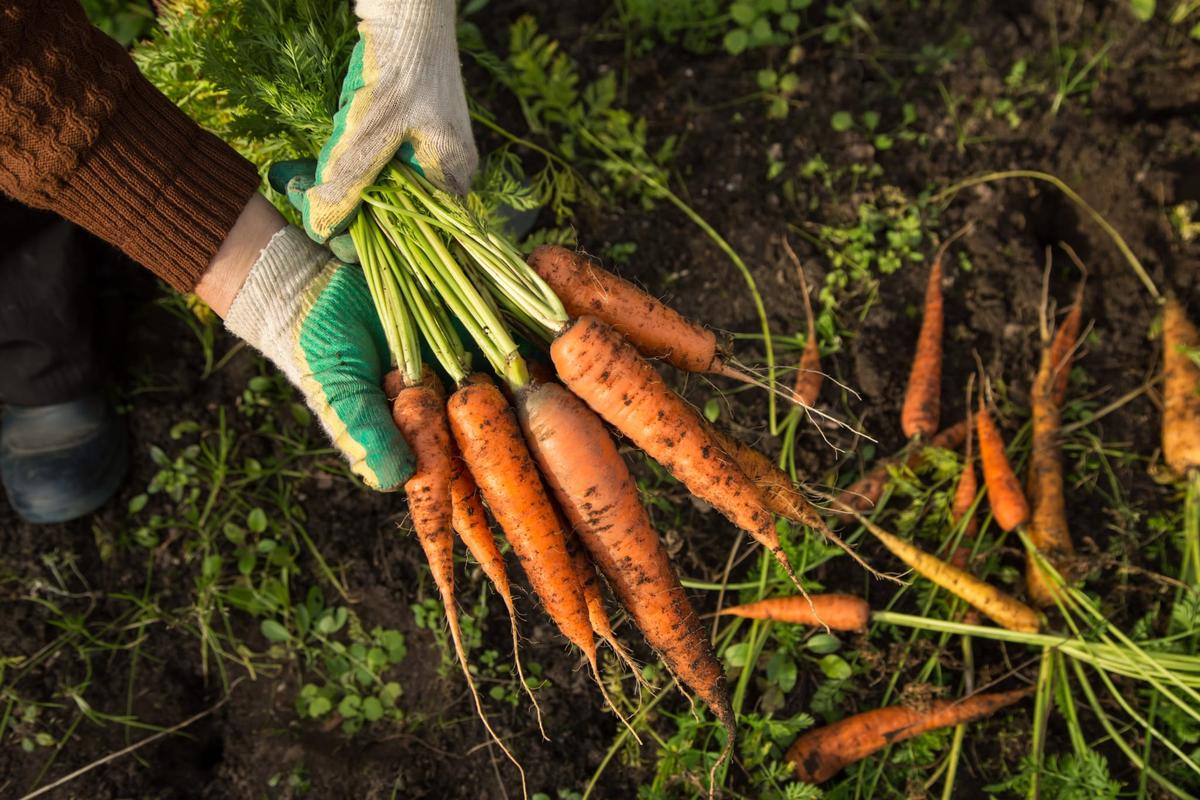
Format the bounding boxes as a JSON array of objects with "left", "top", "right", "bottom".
[
  {"left": 783, "top": 237, "right": 823, "bottom": 407},
  {"left": 551, "top": 315, "right": 804, "bottom": 591},
  {"left": 900, "top": 245, "right": 947, "bottom": 440},
  {"left": 1163, "top": 294, "right": 1200, "bottom": 477},
  {"left": 1026, "top": 278, "right": 1084, "bottom": 507},
  {"left": 976, "top": 400, "right": 1030, "bottom": 532},
  {"left": 446, "top": 377, "right": 595, "bottom": 658},
  {"left": 529, "top": 246, "right": 747, "bottom": 381},
  {"left": 717, "top": 593, "right": 870, "bottom": 632},
  {"left": 1024, "top": 299, "right": 1076, "bottom": 607},
  {"left": 390, "top": 375, "right": 525, "bottom": 790},
  {"left": 834, "top": 420, "right": 969, "bottom": 518},
  {"left": 787, "top": 686, "right": 1033, "bottom": 784},
  {"left": 950, "top": 386, "right": 979, "bottom": 569},
  {"left": 515, "top": 378, "right": 734, "bottom": 789},
  {"left": 1048, "top": 281, "right": 1085, "bottom": 408},
  {"left": 850, "top": 514, "right": 1040, "bottom": 633}
]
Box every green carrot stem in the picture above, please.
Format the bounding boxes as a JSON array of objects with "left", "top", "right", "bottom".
[
  {"left": 385, "top": 163, "right": 567, "bottom": 327},
  {"left": 352, "top": 213, "right": 421, "bottom": 385},
  {"left": 377, "top": 226, "right": 467, "bottom": 385}
]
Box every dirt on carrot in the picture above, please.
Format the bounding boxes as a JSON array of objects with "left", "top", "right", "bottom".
[
  {"left": 446, "top": 377, "right": 595, "bottom": 659},
  {"left": 530, "top": 246, "right": 749, "bottom": 381},
  {"left": 514, "top": 378, "right": 734, "bottom": 788},
  {"left": 390, "top": 375, "right": 526, "bottom": 792},
  {"left": 1025, "top": 312, "right": 1076, "bottom": 607},
  {"left": 550, "top": 316, "right": 803, "bottom": 591}
]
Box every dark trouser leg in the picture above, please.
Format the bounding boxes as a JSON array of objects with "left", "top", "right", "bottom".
[
  {"left": 0, "top": 198, "right": 102, "bottom": 406},
  {"left": 0, "top": 199, "right": 126, "bottom": 524}
]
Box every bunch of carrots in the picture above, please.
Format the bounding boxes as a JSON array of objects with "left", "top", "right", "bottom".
[
  {"left": 325, "top": 162, "right": 866, "bottom": 793},
  {"left": 267, "top": 147, "right": 1199, "bottom": 793}
]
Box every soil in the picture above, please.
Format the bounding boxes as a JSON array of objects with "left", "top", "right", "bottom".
[{"left": 2, "top": 1, "right": 1199, "bottom": 798}]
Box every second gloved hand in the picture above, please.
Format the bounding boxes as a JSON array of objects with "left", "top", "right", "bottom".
[
  {"left": 224, "top": 225, "right": 412, "bottom": 491},
  {"left": 297, "top": 0, "right": 478, "bottom": 246}
]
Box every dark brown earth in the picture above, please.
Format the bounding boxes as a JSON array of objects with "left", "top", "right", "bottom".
[{"left": 3, "top": 1, "right": 1199, "bottom": 798}]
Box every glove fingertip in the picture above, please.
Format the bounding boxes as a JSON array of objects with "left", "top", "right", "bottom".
[
  {"left": 269, "top": 159, "right": 318, "bottom": 195},
  {"left": 329, "top": 233, "right": 360, "bottom": 264}
]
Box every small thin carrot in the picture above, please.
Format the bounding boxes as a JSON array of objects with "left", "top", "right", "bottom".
[
  {"left": 515, "top": 378, "right": 733, "bottom": 789},
  {"left": 1048, "top": 281, "right": 1085, "bottom": 408},
  {"left": 950, "top": 382, "right": 978, "bottom": 569},
  {"left": 390, "top": 377, "right": 525, "bottom": 792},
  {"left": 551, "top": 316, "right": 804, "bottom": 591},
  {"left": 834, "top": 420, "right": 968, "bottom": 517},
  {"left": 900, "top": 226, "right": 972, "bottom": 440},
  {"left": 529, "top": 246, "right": 745, "bottom": 381},
  {"left": 448, "top": 450, "right": 545, "bottom": 736},
  {"left": 1163, "top": 294, "right": 1200, "bottom": 477},
  {"left": 1024, "top": 275, "right": 1076, "bottom": 607},
  {"left": 783, "top": 237, "right": 822, "bottom": 407},
  {"left": 853, "top": 515, "right": 1040, "bottom": 633},
  {"left": 976, "top": 399, "right": 1030, "bottom": 532},
  {"left": 718, "top": 593, "right": 869, "bottom": 632},
  {"left": 787, "top": 687, "right": 1033, "bottom": 784},
  {"left": 900, "top": 248, "right": 945, "bottom": 440}
]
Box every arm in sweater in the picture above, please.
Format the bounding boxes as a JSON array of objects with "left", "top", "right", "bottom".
[{"left": 0, "top": 0, "right": 261, "bottom": 292}]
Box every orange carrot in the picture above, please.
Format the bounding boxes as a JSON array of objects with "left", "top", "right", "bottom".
[
  {"left": 1163, "top": 295, "right": 1200, "bottom": 477},
  {"left": 834, "top": 420, "right": 968, "bottom": 517},
  {"left": 950, "top": 394, "right": 978, "bottom": 569},
  {"left": 446, "top": 377, "right": 595, "bottom": 658},
  {"left": 785, "top": 239, "right": 822, "bottom": 407},
  {"left": 529, "top": 246, "right": 743, "bottom": 379},
  {"left": 515, "top": 378, "right": 734, "bottom": 785},
  {"left": 704, "top": 424, "right": 823, "bottom": 530},
  {"left": 446, "top": 376, "right": 640, "bottom": 734},
  {"left": 900, "top": 250, "right": 945, "bottom": 440},
  {"left": 787, "top": 687, "right": 1033, "bottom": 783},
  {"left": 853, "top": 516, "right": 1040, "bottom": 632},
  {"left": 1048, "top": 284, "right": 1085, "bottom": 408},
  {"left": 718, "top": 593, "right": 869, "bottom": 632},
  {"left": 448, "top": 449, "right": 545, "bottom": 734},
  {"left": 551, "top": 316, "right": 802, "bottom": 590},
  {"left": 704, "top": 424, "right": 881, "bottom": 577},
  {"left": 976, "top": 401, "right": 1030, "bottom": 532},
  {"left": 1025, "top": 322, "right": 1075, "bottom": 607},
  {"left": 390, "top": 377, "right": 525, "bottom": 790}
]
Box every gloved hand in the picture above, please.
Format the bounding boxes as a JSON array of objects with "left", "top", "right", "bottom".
[
  {"left": 291, "top": 0, "right": 477, "bottom": 248},
  {"left": 224, "top": 225, "right": 412, "bottom": 491}
]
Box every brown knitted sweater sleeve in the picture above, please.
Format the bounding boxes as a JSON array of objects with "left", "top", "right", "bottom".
[{"left": 0, "top": 0, "right": 261, "bottom": 292}]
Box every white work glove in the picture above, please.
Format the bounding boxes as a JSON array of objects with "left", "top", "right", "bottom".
[
  {"left": 225, "top": 226, "right": 413, "bottom": 491},
  {"left": 292, "top": 0, "right": 478, "bottom": 245}
]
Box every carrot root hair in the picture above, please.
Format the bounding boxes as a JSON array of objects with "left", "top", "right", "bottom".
[{"left": 587, "top": 650, "right": 642, "bottom": 745}]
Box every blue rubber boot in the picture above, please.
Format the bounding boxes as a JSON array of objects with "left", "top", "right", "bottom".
[{"left": 0, "top": 394, "right": 128, "bottom": 524}]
